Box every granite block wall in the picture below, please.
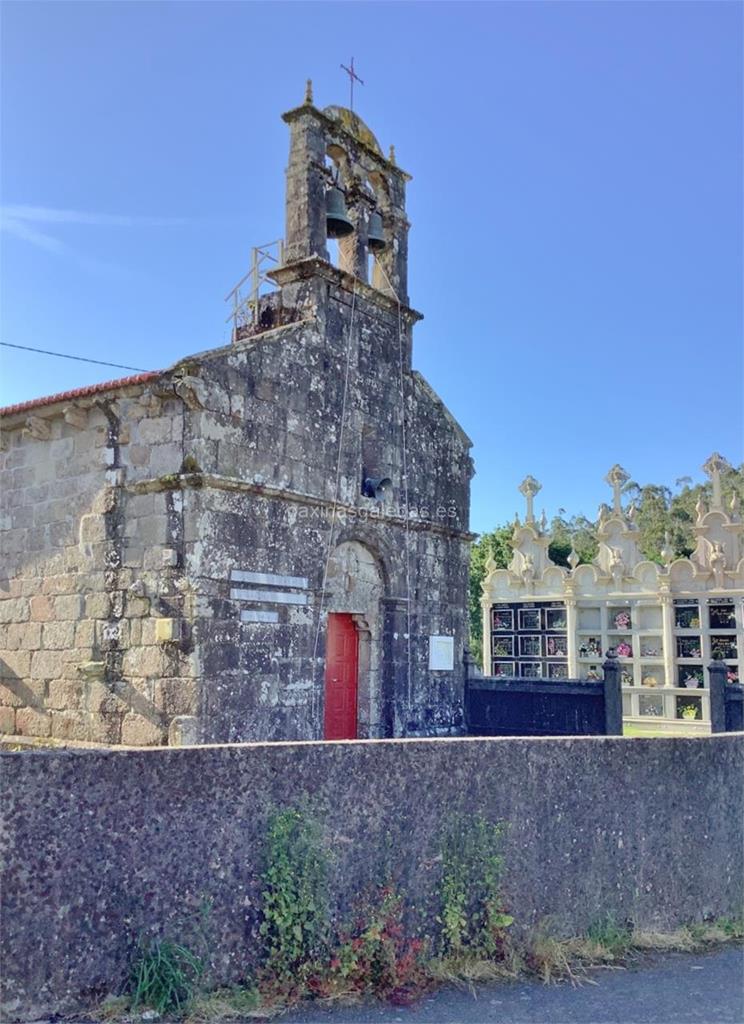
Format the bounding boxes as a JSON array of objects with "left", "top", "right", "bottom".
[{"left": 0, "top": 385, "right": 199, "bottom": 745}]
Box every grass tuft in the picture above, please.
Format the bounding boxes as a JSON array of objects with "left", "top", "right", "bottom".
[
  {"left": 130, "top": 938, "right": 203, "bottom": 1015},
  {"left": 522, "top": 915, "right": 744, "bottom": 987},
  {"left": 633, "top": 918, "right": 744, "bottom": 951},
  {"left": 428, "top": 949, "right": 522, "bottom": 993},
  {"left": 184, "top": 985, "right": 265, "bottom": 1023},
  {"left": 631, "top": 929, "right": 696, "bottom": 951},
  {"left": 98, "top": 995, "right": 130, "bottom": 1020},
  {"left": 585, "top": 914, "right": 633, "bottom": 957},
  {"left": 524, "top": 931, "right": 591, "bottom": 986}
]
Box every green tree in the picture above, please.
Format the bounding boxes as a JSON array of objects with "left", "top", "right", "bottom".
[
  {"left": 626, "top": 463, "right": 744, "bottom": 561},
  {"left": 547, "top": 512, "right": 598, "bottom": 567},
  {"left": 624, "top": 482, "right": 674, "bottom": 562},
  {"left": 468, "top": 524, "right": 513, "bottom": 655}
]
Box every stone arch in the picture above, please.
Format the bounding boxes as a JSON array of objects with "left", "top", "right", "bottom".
[
  {"left": 326, "top": 144, "right": 351, "bottom": 185},
  {"left": 368, "top": 170, "right": 391, "bottom": 211},
  {"left": 332, "top": 523, "right": 395, "bottom": 591},
  {"left": 325, "top": 539, "right": 386, "bottom": 738}
]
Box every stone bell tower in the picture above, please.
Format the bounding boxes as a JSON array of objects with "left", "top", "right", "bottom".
[{"left": 280, "top": 81, "right": 410, "bottom": 301}]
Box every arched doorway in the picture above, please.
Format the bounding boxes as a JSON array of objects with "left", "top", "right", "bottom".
[{"left": 324, "top": 540, "right": 385, "bottom": 739}]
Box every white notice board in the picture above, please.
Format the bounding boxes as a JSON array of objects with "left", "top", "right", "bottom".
[{"left": 429, "top": 635, "right": 454, "bottom": 671}]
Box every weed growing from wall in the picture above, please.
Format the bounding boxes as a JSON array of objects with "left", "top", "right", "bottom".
[
  {"left": 256, "top": 807, "right": 431, "bottom": 1006},
  {"left": 585, "top": 914, "right": 633, "bottom": 957},
  {"left": 438, "top": 815, "right": 513, "bottom": 958},
  {"left": 318, "top": 885, "right": 430, "bottom": 1005},
  {"left": 259, "top": 807, "right": 329, "bottom": 978},
  {"left": 130, "top": 938, "right": 203, "bottom": 1015},
  {"left": 117, "top": 798, "right": 741, "bottom": 1023}
]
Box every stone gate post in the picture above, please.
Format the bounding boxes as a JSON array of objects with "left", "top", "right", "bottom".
[
  {"left": 708, "top": 659, "right": 728, "bottom": 733},
  {"left": 602, "top": 651, "right": 623, "bottom": 735}
]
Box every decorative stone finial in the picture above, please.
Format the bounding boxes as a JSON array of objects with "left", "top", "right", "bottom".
[
  {"left": 661, "top": 531, "right": 675, "bottom": 565},
  {"left": 518, "top": 475, "right": 542, "bottom": 524},
  {"left": 568, "top": 549, "right": 580, "bottom": 571},
  {"left": 695, "top": 494, "right": 707, "bottom": 524},
  {"left": 304, "top": 79, "right": 314, "bottom": 104},
  {"left": 731, "top": 491, "right": 740, "bottom": 520},
  {"left": 605, "top": 464, "right": 630, "bottom": 514},
  {"left": 388, "top": 143, "right": 396, "bottom": 165},
  {"left": 485, "top": 553, "right": 497, "bottom": 574},
  {"left": 703, "top": 452, "right": 729, "bottom": 510},
  {"left": 540, "top": 509, "right": 548, "bottom": 532}
]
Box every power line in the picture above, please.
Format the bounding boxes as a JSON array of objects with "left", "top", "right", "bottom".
[{"left": 0, "top": 342, "right": 150, "bottom": 373}]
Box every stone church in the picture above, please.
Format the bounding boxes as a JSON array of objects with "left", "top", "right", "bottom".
[{"left": 0, "top": 89, "right": 474, "bottom": 746}]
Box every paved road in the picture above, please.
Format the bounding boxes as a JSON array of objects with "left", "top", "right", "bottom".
[{"left": 281, "top": 946, "right": 744, "bottom": 1024}]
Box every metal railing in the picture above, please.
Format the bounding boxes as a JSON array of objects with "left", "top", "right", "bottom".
[{"left": 224, "top": 239, "right": 284, "bottom": 340}]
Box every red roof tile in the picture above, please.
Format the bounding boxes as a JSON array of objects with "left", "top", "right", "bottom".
[{"left": 0, "top": 371, "right": 162, "bottom": 417}]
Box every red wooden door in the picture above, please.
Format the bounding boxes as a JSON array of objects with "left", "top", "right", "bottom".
[{"left": 323, "top": 613, "right": 359, "bottom": 740}]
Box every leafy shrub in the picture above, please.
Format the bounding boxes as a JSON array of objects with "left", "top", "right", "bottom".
[
  {"left": 439, "top": 815, "right": 513, "bottom": 958},
  {"left": 315, "top": 886, "right": 430, "bottom": 1005},
  {"left": 259, "top": 807, "right": 329, "bottom": 978}
]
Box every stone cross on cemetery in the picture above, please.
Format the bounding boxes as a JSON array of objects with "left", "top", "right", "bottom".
[
  {"left": 703, "top": 452, "right": 730, "bottom": 510},
  {"left": 519, "top": 475, "right": 542, "bottom": 525},
  {"left": 605, "top": 464, "right": 630, "bottom": 515}
]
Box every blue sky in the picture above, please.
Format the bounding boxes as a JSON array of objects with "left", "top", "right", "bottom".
[{"left": 1, "top": 1, "right": 741, "bottom": 534}]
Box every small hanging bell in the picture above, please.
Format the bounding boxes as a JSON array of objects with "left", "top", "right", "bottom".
[
  {"left": 367, "top": 210, "right": 386, "bottom": 252},
  {"left": 326, "top": 187, "right": 354, "bottom": 239}
]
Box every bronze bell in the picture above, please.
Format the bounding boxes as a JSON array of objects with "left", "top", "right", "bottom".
[
  {"left": 326, "top": 187, "right": 354, "bottom": 239},
  {"left": 367, "top": 210, "right": 386, "bottom": 252}
]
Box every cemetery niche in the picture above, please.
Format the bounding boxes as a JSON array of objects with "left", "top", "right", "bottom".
[{"left": 481, "top": 455, "right": 744, "bottom": 732}]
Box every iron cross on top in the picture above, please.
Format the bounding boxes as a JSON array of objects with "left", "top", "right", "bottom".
[{"left": 340, "top": 57, "right": 364, "bottom": 111}]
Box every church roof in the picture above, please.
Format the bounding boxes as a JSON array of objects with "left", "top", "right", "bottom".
[{"left": 0, "top": 370, "right": 161, "bottom": 417}]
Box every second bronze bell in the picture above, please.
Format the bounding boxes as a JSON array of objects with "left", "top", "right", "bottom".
[{"left": 367, "top": 210, "right": 386, "bottom": 252}]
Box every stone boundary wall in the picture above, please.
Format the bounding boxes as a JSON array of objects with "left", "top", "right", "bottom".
[{"left": 2, "top": 734, "right": 742, "bottom": 1019}]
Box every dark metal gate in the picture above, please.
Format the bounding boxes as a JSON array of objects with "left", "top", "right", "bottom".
[{"left": 465, "top": 653, "right": 623, "bottom": 737}]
